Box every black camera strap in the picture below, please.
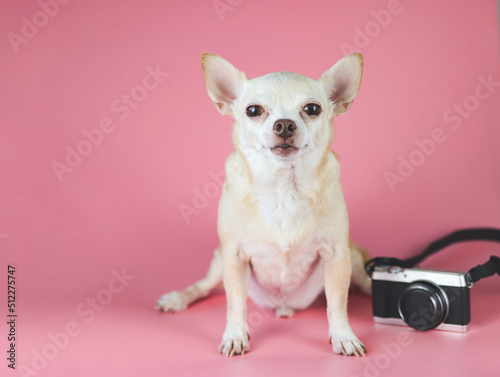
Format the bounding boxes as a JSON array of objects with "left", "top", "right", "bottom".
[{"left": 364, "top": 227, "right": 500, "bottom": 286}]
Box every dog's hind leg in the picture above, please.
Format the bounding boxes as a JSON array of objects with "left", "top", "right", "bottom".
[
  {"left": 349, "top": 240, "right": 372, "bottom": 295},
  {"left": 156, "top": 247, "right": 223, "bottom": 312}
]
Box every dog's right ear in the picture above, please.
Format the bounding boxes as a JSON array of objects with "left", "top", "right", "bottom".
[{"left": 202, "top": 53, "right": 247, "bottom": 116}]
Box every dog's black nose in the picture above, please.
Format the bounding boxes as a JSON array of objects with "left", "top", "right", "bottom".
[{"left": 273, "top": 119, "right": 297, "bottom": 140}]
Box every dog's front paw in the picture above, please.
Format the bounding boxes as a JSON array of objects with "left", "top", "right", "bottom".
[
  {"left": 155, "top": 291, "right": 189, "bottom": 312},
  {"left": 218, "top": 331, "right": 250, "bottom": 357},
  {"left": 330, "top": 335, "right": 366, "bottom": 357}
]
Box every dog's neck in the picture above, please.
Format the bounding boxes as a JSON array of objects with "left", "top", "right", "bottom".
[
  {"left": 236, "top": 144, "right": 333, "bottom": 201},
  {"left": 232, "top": 144, "right": 336, "bottom": 247}
]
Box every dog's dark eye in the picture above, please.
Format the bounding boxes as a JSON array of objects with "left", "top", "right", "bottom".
[
  {"left": 246, "top": 105, "right": 264, "bottom": 117},
  {"left": 303, "top": 103, "right": 321, "bottom": 116}
]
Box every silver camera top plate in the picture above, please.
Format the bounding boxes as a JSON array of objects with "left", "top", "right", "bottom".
[{"left": 372, "top": 266, "right": 468, "bottom": 287}]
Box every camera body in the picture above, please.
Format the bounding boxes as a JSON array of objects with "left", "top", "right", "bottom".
[{"left": 371, "top": 266, "right": 471, "bottom": 332}]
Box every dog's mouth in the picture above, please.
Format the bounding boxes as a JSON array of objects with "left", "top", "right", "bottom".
[{"left": 271, "top": 143, "right": 299, "bottom": 157}]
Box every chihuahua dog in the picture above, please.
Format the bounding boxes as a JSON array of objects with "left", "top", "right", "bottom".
[{"left": 156, "top": 53, "right": 371, "bottom": 357}]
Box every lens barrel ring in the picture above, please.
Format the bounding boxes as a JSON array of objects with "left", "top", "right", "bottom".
[{"left": 398, "top": 281, "right": 450, "bottom": 331}]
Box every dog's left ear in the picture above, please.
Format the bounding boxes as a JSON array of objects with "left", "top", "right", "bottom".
[
  {"left": 202, "top": 53, "right": 247, "bottom": 116},
  {"left": 319, "top": 53, "right": 363, "bottom": 115}
]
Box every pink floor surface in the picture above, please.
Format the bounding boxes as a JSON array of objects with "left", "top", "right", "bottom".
[{"left": 12, "top": 274, "right": 500, "bottom": 377}]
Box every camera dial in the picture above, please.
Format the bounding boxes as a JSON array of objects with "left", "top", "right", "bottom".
[{"left": 398, "top": 281, "right": 450, "bottom": 331}]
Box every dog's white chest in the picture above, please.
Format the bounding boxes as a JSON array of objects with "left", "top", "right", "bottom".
[
  {"left": 250, "top": 164, "right": 319, "bottom": 243},
  {"left": 256, "top": 190, "right": 313, "bottom": 239}
]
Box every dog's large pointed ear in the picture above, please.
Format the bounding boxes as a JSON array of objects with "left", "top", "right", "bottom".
[
  {"left": 319, "top": 53, "right": 363, "bottom": 116},
  {"left": 201, "top": 53, "right": 247, "bottom": 116}
]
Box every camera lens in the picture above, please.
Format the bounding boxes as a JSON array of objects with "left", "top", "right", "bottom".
[{"left": 398, "top": 281, "right": 449, "bottom": 331}]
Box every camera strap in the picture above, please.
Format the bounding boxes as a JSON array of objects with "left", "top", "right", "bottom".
[{"left": 364, "top": 227, "right": 500, "bottom": 286}]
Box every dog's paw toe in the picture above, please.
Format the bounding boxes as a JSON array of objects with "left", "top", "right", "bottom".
[
  {"left": 155, "top": 291, "right": 189, "bottom": 312},
  {"left": 330, "top": 336, "right": 366, "bottom": 357},
  {"left": 276, "top": 307, "right": 295, "bottom": 318},
  {"left": 218, "top": 334, "right": 250, "bottom": 357}
]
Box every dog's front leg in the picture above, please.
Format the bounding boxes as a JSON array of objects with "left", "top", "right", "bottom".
[
  {"left": 218, "top": 242, "right": 251, "bottom": 357},
  {"left": 324, "top": 238, "right": 367, "bottom": 356}
]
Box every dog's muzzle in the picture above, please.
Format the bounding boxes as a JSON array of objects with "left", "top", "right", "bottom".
[
  {"left": 271, "top": 119, "right": 299, "bottom": 157},
  {"left": 271, "top": 143, "right": 298, "bottom": 157}
]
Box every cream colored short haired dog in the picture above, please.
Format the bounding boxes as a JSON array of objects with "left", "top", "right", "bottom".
[{"left": 157, "top": 53, "right": 371, "bottom": 357}]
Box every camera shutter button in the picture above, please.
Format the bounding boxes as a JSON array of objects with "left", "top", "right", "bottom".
[{"left": 389, "top": 266, "right": 403, "bottom": 274}]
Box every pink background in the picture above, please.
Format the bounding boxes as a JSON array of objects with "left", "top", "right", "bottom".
[{"left": 1, "top": 0, "right": 499, "bottom": 376}]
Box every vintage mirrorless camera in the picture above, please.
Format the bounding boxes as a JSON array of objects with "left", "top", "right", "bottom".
[{"left": 371, "top": 265, "right": 471, "bottom": 332}]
